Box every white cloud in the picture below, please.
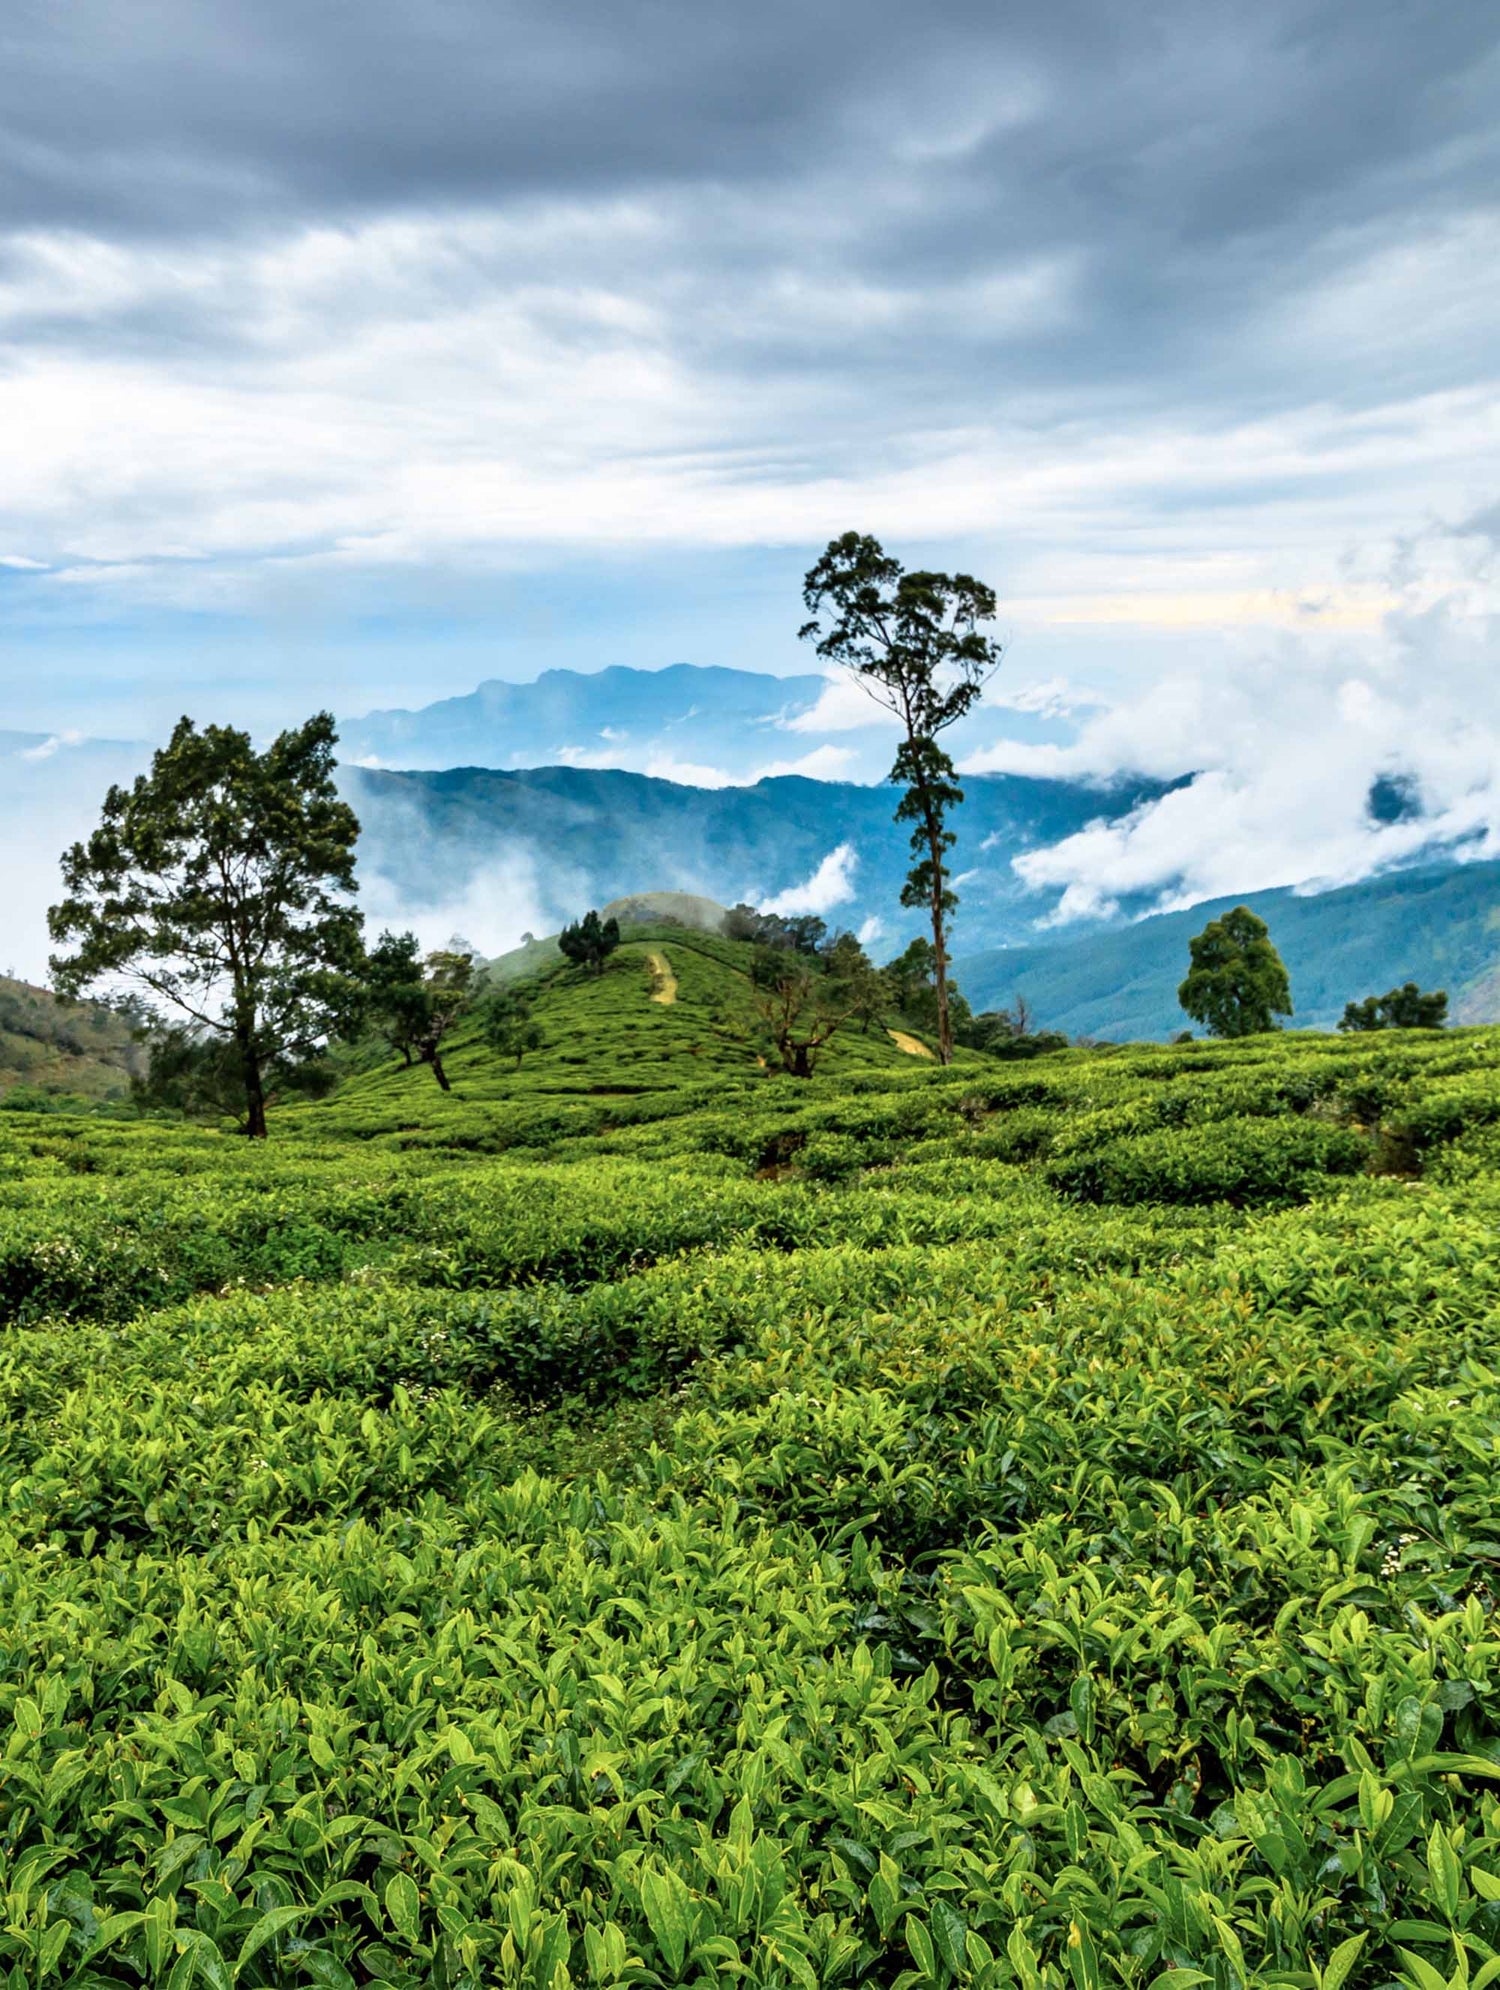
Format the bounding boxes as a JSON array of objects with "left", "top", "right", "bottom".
[
  {"left": 758, "top": 842, "right": 859, "bottom": 917},
  {"left": 750, "top": 744, "right": 856, "bottom": 780},
  {"left": 857, "top": 914, "right": 885, "bottom": 945},
  {"left": 361, "top": 849, "right": 554, "bottom": 961},
  {"left": 642, "top": 753, "right": 735, "bottom": 787},
  {"left": 991, "top": 525, "right": 1500, "bottom": 922},
  {"left": 781, "top": 674, "right": 904, "bottom": 734}
]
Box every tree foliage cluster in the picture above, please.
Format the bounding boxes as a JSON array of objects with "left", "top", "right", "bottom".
[{"left": 1340, "top": 981, "right": 1449, "bottom": 1032}]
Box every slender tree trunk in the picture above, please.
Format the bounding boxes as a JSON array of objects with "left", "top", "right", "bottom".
[
  {"left": 423, "top": 1045, "right": 452, "bottom": 1091},
  {"left": 240, "top": 1031, "right": 268, "bottom": 1139},
  {"left": 925, "top": 808, "right": 953, "bottom": 1066}
]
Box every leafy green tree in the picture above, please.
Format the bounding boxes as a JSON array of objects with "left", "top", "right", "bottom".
[
  {"left": 48, "top": 712, "right": 362, "bottom": 1139},
  {"left": 825, "top": 931, "right": 886, "bottom": 1033},
  {"left": 723, "top": 905, "right": 827, "bottom": 954},
  {"left": 131, "top": 1026, "right": 336, "bottom": 1125},
  {"left": 481, "top": 986, "right": 544, "bottom": 1068},
  {"left": 559, "top": 910, "right": 621, "bottom": 977},
  {"left": 801, "top": 532, "right": 1003, "bottom": 1065},
  {"left": 361, "top": 931, "right": 428, "bottom": 1067},
  {"left": 1178, "top": 906, "right": 1293, "bottom": 1039},
  {"left": 748, "top": 946, "right": 855, "bottom": 1078},
  {"left": 1339, "top": 982, "right": 1448, "bottom": 1032},
  {"left": 358, "top": 935, "right": 478, "bottom": 1090},
  {"left": 960, "top": 1003, "right": 1068, "bottom": 1059}
]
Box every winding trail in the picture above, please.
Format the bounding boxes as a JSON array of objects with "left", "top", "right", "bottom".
[
  {"left": 887, "top": 1027, "right": 934, "bottom": 1059},
  {"left": 645, "top": 951, "right": 678, "bottom": 1004}
]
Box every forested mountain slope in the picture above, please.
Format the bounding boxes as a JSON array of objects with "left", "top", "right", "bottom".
[
  {"left": 347, "top": 761, "right": 1176, "bottom": 955},
  {"left": 958, "top": 858, "right": 1500, "bottom": 1038}
]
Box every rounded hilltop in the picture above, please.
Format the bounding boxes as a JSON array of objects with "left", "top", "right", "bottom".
[{"left": 599, "top": 890, "right": 729, "bottom": 934}]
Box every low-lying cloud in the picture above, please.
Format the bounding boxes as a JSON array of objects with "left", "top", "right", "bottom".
[
  {"left": 966, "top": 524, "right": 1500, "bottom": 921},
  {"left": 757, "top": 843, "right": 859, "bottom": 918}
]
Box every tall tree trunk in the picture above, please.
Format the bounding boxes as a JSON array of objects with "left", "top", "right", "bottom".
[
  {"left": 240, "top": 1032, "right": 269, "bottom": 1139},
  {"left": 926, "top": 811, "right": 953, "bottom": 1066},
  {"left": 424, "top": 1044, "right": 452, "bottom": 1091}
]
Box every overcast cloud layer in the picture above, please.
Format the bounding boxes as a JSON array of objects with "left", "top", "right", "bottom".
[{"left": 1, "top": 0, "right": 1498, "bottom": 931}]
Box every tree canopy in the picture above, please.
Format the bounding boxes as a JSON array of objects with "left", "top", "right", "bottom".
[
  {"left": 360, "top": 934, "right": 478, "bottom": 1090},
  {"left": 1178, "top": 906, "right": 1293, "bottom": 1039},
  {"left": 1339, "top": 982, "right": 1448, "bottom": 1032},
  {"left": 48, "top": 712, "right": 362, "bottom": 1138},
  {"left": 558, "top": 910, "right": 621, "bottom": 976},
  {"left": 748, "top": 945, "right": 857, "bottom": 1079},
  {"left": 480, "top": 985, "right": 544, "bottom": 1068}
]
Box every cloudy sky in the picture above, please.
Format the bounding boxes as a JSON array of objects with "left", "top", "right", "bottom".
[{"left": 2, "top": 0, "right": 1498, "bottom": 942}]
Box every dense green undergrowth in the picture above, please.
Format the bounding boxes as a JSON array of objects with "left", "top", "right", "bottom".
[{"left": 2, "top": 951, "right": 1499, "bottom": 1990}]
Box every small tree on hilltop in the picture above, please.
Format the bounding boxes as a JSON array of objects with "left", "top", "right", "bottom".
[
  {"left": 48, "top": 712, "right": 362, "bottom": 1139},
  {"left": 361, "top": 933, "right": 477, "bottom": 1090},
  {"left": 1339, "top": 982, "right": 1448, "bottom": 1032},
  {"left": 801, "top": 532, "right": 1003, "bottom": 1065},
  {"left": 559, "top": 910, "right": 621, "bottom": 977},
  {"left": 481, "top": 985, "right": 544, "bottom": 1068},
  {"left": 1178, "top": 906, "right": 1293, "bottom": 1039},
  {"left": 749, "top": 946, "right": 855, "bottom": 1079}
]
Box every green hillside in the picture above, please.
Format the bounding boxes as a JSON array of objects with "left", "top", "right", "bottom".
[
  {"left": 337, "top": 922, "right": 940, "bottom": 1143},
  {"left": 958, "top": 858, "right": 1500, "bottom": 1040},
  {"left": 2, "top": 957, "right": 1500, "bottom": 1986},
  {"left": 0, "top": 975, "right": 144, "bottom": 1105}
]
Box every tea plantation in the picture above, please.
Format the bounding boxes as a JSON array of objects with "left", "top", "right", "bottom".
[{"left": 3, "top": 931, "right": 1500, "bottom": 1990}]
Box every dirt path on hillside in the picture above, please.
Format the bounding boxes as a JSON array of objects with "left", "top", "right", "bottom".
[
  {"left": 645, "top": 951, "right": 678, "bottom": 1004},
  {"left": 887, "top": 1028, "right": 934, "bottom": 1058}
]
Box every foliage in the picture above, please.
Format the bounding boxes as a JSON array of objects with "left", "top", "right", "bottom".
[
  {"left": 130, "top": 1024, "right": 337, "bottom": 1125},
  {"left": 801, "top": 531, "right": 1004, "bottom": 1064},
  {"left": 960, "top": 1008, "right": 1069, "bottom": 1060},
  {"left": 0, "top": 943, "right": 1498, "bottom": 1989},
  {"left": 358, "top": 934, "right": 479, "bottom": 1091},
  {"left": 48, "top": 712, "right": 363, "bottom": 1137},
  {"left": 1179, "top": 904, "right": 1294, "bottom": 1039},
  {"left": 479, "top": 985, "right": 545, "bottom": 1067},
  {"left": 824, "top": 932, "right": 887, "bottom": 1033},
  {"left": 748, "top": 946, "right": 856, "bottom": 1078},
  {"left": 724, "top": 904, "right": 829, "bottom": 954},
  {"left": 559, "top": 908, "right": 622, "bottom": 976},
  {"left": 1342, "top": 981, "right": 1450, "bottom": 1032}
]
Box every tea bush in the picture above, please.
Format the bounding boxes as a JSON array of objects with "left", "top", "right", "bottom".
[{"left": 0, "top": 980, "right": 1497, "bottom": 1989}]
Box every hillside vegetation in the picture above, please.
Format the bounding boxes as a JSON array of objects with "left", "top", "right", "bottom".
[
  {"left": 0, "top": 975, "right": 143, "bottom": 1104},
  {"left": 1, "top": 937, "right": 1499, "bottom": 1989},
  {"left": 959, "top": 859, "right": 1500, "bottom": 1038}
]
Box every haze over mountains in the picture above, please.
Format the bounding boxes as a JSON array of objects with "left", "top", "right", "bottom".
[{"left": 346, "top": 760, "right": 1177, "bottom": 962}]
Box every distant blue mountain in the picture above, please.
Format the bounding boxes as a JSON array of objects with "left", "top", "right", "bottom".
[
  {"left": 956, "top": 861, "right": 1500, "bottom": 1037},
  {"left": 338, "top": 660, "right": 1075, "bottom": 784},
  {"left": 346, "top": 760, "right": 1175, "bottom": 957},
  {"left": 340, "top": 664, "right": 833, "bottom": 779}
]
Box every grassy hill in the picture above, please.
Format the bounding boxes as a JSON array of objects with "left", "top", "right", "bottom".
[
  {"left": 958, "top": 857, "right": 1500, "bottom": 1039},
  {"left": 0, "top": 975, "right": 144, "bottom": 1104},
  {"left": 1, "top": 969, "right": 1498, "bottom": 1984},
  {"left": 335, "top": 921, "right": 941, "bottom": 1144}
]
